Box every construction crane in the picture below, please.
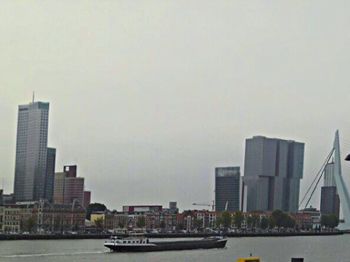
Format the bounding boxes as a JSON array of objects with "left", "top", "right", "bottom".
[{"left": 192, "top": 201, "right": 215, "bottom": 211}]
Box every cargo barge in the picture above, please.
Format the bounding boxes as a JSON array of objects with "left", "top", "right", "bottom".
[{"left": 104, "top": 236, "right": 227, "bottom": 252}]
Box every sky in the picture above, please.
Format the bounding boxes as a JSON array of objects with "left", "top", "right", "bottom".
[{"left": 1, "top": 1, "right": 350, "bottom": 211}]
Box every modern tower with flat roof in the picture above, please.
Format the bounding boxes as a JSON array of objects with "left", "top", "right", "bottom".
[
  {"left": 14, "top": 101, "right": 50, "bottom": 201},
  {"left": 44, "top": 147, "right": 56, "bottom": 202},
  {"left": 243, "top": 136, "right": 304, "bottom": 213},
  {"left": 215, "top": 167, "right": 240, "bottom": 212}
]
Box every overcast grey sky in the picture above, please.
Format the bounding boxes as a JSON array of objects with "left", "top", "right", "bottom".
[{"left": 1, "top": 1, "right": 350, "bottom": 210}]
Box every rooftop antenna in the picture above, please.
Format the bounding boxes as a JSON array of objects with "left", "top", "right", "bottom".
[{"left": 32, "top": 91, "right": 35, "bottom": 103}]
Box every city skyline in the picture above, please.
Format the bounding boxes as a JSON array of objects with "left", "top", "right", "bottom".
[
  {"left": 1, "top": 1, "right": 350, "bottom": 210},
  {"left": 2, "top": 97, "right": 350, "bottom": 211}
]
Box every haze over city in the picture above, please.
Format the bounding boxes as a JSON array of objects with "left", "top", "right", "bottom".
[{"left": 1, "top": 1, "right": 350, "bottom": 211}]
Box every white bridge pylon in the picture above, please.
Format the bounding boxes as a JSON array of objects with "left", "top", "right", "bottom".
[{"left": 333, "top": 130, "right": 350, "bottom": 229}]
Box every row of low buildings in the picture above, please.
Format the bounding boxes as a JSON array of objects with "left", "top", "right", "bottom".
[
  {"left": 89, "top": 203, "right": 321, "bottom": 232},
  {"left": 0, "top": 199, "right": 86, "bottom": 233},
  {"left": 0, "top": 197, "right": 322, "bottom": 234}
]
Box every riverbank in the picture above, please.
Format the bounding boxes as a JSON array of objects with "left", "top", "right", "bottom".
[{"left": 0, "top": 231, "right": 343, "bottom": 240}]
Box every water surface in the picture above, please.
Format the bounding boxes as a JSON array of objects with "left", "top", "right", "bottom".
[{"left": 0, "top": 235, "right": 348, "bottom": 262}]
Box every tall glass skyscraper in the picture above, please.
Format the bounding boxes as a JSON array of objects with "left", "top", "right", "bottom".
[
  {"left": 215, "top": 167, "right": 240, "bottom": 212},
  {"left": 243, "top": 136, "right": 304, "bottom": 213},
  {"left": 14, "top": 101, "right": 50, "bottom": 201}
]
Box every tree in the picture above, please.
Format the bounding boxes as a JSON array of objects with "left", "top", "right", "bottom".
[
  {"left": 22, "top": 216, "right": 36, "bottom": 233},
  {"left": 260, "top": 217, "right": 269, "bottom": 230},
  {"left": 322, "top": 214, "right": 339, "bottom": 229},
  {"left": 193, "top": 218, "right": 203, "bottom": 230},
  {"left": 221, "top": 211, "right": 232, "bottom": 229},
  {"left": 94, "top": 217, "right": 104, "bottom": 230},
  {"left": 216, "top": 217, "right": 222, "bottom": 228},
  {"left": 176, "top": 223, "right": 184, "bottom": 230},
  {"left": 268, "top": 216, "right": 275, "bottom": 229},
  {"left": 233, "top": 211, "right": 244, "bottom": 229},
  {"left": 246, "top": 216, "right": 253, "bottom": 228},
  {"left": 271, "top": 210, "right": 295, "bottom": 229},
  {"left": 271, "top": 210, "right": 284, "bottom": 228},
  {"left": 251, "top": 214, "right": 260, "bottom": 228},
  {"left": 284, "top": 215, "right": 296, "bottom": 229},
  {"left": 86, "top": 203, "right": 107, "bottom": 220},
  {"left": 328, "top": 214, "right": 339, "bottom": 229},
  {"left": 136, "top": 216, "right": 146, "bottom": 228}
]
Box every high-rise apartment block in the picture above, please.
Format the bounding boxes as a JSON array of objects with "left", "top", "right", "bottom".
[
  {"left": 14, "top": 101, "right": 52, "bottom": 201},
  {"left": 215, "top": 167, "right": 240, "bottom": 212},
  {"left": 53, "top": 165, "right": 85, "bottom": 205},
  {"left": 243, "top": 136, "right": 304, "bottom": 213}
]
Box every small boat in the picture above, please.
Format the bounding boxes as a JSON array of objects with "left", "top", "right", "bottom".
[
  {"left": 236, "top": 257, "right": 261, "bottom": 262},
  {"left": 104, "top": 235, "right": 227, "bottom": 252}
]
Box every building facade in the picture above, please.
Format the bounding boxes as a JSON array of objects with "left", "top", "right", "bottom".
[
  {"left": 83, "top": 191, "right": 91, "bottom": 208},
  {"left": 53, "top": 165, "right": 85, "bottom": 206},
  {"left": 243, "top": 136, "right": 304, "bottom": 213},
  {"left": 215, "top": 167, "right": 240, "bottom": 212},
  {"left": 14, "top": 102, "right": 50, "bottom": 201},
  {"left": 0, "top": 202, "right": 85, "bottom": 233}
]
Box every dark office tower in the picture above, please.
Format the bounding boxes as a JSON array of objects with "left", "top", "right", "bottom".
[
  {"left": 44, "top": 147, "right": 56, "bottom": 202},
  {"left": 320, "top": 186, "right": 340, "bottom": 217},
  {"left": 320, "top": 162, "right": 340, "bottom": 217},
  {"left": 14, "top": 101, "right": 50, "bottom": 201},
  {"left": 243, "top": 136, "right": 304, "bottom": 213},
  {"left": 215, "top": 167, "right": 240, "bottom": 212}
]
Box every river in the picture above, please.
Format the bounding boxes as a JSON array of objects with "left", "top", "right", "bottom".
[{"left": 0, "top": 234, "right": 348, "bottom": 262}]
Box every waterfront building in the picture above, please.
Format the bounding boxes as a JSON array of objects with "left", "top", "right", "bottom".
[
  {"left": 53, "top": 165, "right": 85, "bottom": 206},
  {"left": 215, "top": 167, "right": 240, "bottom": 212},
  {"left": 122, "top": 205, "right": 163, "bottom": 214},
  {"left": 178, "top": 210, "right": 217, "bottom": 231},
  {"left": 14, "top": 101, "right": 51, "bottom": 201},
  {"left": 0, "top": 202, "right": 85, "bottom": 233},
  {"left": 1, "top": 206, "right": 21, "bottom": 233},
  {"left": 243, "top": 136, "right": 304, "bottom": 213},
  {"left": 298, "top": 207, "right": 321, "bottom": 229}
]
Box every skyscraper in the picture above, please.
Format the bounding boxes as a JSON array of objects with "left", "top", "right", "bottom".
[
  {"left": 44, "top": 147, "right": 56, "bottom": 202},
  {"left": 14, "top": 101, "right": 50, "bottom": 201},
  {"left": 243, "top": 136, "right": 304, "bottom": 213},
  {"left": 320, "top": 162, "right": 340, "bottom": 217},
  {"left": 215, "top": 167, "right": 240, "bottom": 212}
]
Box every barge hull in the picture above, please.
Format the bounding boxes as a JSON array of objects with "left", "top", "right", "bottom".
[{"left": 105, "top": 239, "right": 227, "bottom": 252}]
